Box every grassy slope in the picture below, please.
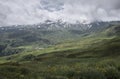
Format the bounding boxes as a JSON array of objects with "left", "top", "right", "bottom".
[
  {"left": 0, "top": 35, "right": 120, "bottom": 79},
  {"left": 0, "top": 25, "right": 120, "bottom": 79}
]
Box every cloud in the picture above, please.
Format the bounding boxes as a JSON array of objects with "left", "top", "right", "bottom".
[
  {"left": 40, "top": 0, "right": 64, "bottom": 12},
  {"left": 60, "top": 0, "right": 120, "bottom": 22},
  {"left": 0, "top": 0, "right": 120, "bottom": 26}
]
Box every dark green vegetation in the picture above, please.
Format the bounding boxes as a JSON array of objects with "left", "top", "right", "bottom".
[{"left": 0, "top": 21, "right": 120, "bottom": 79}]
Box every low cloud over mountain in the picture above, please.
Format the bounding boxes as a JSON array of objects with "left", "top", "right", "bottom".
[{"left": 0, "top": 0, "right": 120, "bottom": 26}]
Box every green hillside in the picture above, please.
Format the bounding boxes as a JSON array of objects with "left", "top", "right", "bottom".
[{"left": 0, "top": 23, "right": 120, "bottom": 79}]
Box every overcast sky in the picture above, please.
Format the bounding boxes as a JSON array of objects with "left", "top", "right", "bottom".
[{"left": 0, "top": 0, "right": 120, "bottom": 26}]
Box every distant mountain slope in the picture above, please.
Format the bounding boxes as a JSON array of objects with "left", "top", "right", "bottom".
[
  {"left": 0, "top": 21, "right": 120, "bottom": 56},
  {"left": 0, "top": 23, "right": 119, "bottom": 61}
]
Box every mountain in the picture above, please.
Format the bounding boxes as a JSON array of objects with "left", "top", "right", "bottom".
[
  {"left": 0, "top": 20, "right": 120, "bottom": 56},
  {"left": 0, "top": 21, "right": 120, "bottom": 79}
]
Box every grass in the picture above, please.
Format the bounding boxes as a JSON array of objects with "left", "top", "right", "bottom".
[
  {"left": 0, "top": 36, "right": 103, "bottom": 62},
  {"left": 0, "top": 29, "right": 120, "bottom": 79},
  {"left": 0, "top": 56, "right": 120, "bottom": 79}
]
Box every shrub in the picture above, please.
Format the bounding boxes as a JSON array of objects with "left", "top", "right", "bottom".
[
  {"left": 73, "top": 68, "right": 105, "bottom": 79},
  {"left": 104, "top": 67, "right": 120, "bottom": 79}
]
